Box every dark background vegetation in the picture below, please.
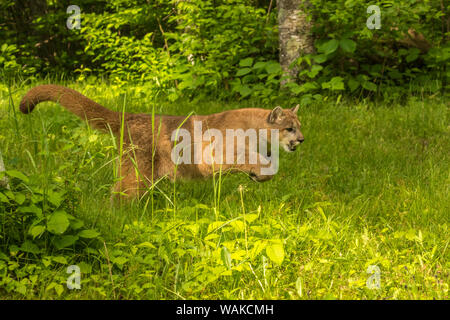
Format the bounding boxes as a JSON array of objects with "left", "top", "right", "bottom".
[{"left": 0, "top": 0, "right": 448, "bottom": 103}]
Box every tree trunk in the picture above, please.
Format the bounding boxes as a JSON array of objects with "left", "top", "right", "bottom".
[{"left": 277, "top": 0, "right": 314, "bottom": 84}]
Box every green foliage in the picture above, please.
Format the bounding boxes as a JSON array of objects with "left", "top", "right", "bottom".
[
  {"left": 0, "top": 81, "right": 448, "bottom": 299},
  {"left": 0, "top": 167, "right": 103, "bottom": 296},
  {"left": 0, "top": 44, "right": 21, "bottom": 77},
  {"left": 0, "top": 170, "right": 101, "bottom": 253},
  {"left": 303, "top": 0, "right": 449, "bottom": 99},
  {"left": 167, "top": 0, "right": 278, "bottom": 99},
  {"left": 0, "top": 0, "right": 447, "bottom": 101},
  {"left": 231, "top": 58, "right": 284, "bottom": 102}
]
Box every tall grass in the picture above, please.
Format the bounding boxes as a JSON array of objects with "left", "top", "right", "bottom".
[{"left": 0, "top": 80, "right": 448, "bottom": 299}]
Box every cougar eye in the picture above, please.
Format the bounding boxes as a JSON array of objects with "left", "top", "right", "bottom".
[{"left": 286, "top": 128, "right": 295, "bottom": 132}]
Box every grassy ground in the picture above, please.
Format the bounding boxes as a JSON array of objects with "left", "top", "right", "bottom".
[{"left": 0, "top": 80, "right": 448, "bottom": 299}]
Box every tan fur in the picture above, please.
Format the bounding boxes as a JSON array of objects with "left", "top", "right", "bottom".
[{"left": 20, "top": 85, "right": 304, "bottom": 197}]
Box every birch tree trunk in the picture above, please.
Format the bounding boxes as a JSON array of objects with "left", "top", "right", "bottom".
[{"left": 277, "top": 0, "right": 314, "bottom": 84}]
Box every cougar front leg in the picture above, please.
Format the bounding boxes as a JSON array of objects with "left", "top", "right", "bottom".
[
  {"left": 248, "top": 166, "right": 274, "bottom": 182},
  {"left": 246, "top": 150, "right": 276, "bottom": 182}
]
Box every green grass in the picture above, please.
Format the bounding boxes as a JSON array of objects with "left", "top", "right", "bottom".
[{"left": 0, "top": 80, "right": 448, "bottom": 299}]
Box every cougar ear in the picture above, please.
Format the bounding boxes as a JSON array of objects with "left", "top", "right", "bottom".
[
  {"left": 268, "top": 106, "right": 284, "bottom": 123},
  {"left": 291, "top": 104, "right": 299, "bottom": 114}
]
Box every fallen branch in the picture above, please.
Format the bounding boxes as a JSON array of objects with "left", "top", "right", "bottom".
[
  {"left": 398, "top": 29, "right": 432, "bottom": 53},
  {"left": 390, "top": 28, "right": 432, "bottom": 53}
]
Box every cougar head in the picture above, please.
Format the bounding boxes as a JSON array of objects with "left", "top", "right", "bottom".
[{"left": 268, "top": 104, "right": 304, "bottom": 152}]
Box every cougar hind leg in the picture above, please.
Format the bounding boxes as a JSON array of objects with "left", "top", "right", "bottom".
[{"left": 111, "top": 155, "right": 153, "bottom": 200}]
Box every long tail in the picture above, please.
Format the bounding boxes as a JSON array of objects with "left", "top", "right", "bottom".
[{"left": 20, "top": 84, "right": 122, "bottom": 134}]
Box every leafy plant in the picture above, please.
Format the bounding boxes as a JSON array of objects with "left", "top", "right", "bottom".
[
  {"left": 0, "top": 170, "right": 101, "bottom": 254},
  {"left": 231, "top": 58, "right": 283, "bottom": 102}
]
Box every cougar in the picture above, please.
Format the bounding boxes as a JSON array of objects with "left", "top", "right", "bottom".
[{"left": 20, "top": 85, "right": 304, "bottom": 197}]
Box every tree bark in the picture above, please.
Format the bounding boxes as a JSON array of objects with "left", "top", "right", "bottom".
[{"left": 277, "top": 0, "right": 314, "bottom": 84}]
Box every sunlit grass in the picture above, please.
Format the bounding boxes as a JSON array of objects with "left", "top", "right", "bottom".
[{"left": 0, "top": 80, "right": 448, "bottom": 299}]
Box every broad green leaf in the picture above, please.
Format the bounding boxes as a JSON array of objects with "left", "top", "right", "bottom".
[
  {"left": 231, "top": 249, "right": 246, "bottom": 261},
  {"left": 184, "top": 224, "right": 199, "bottom": 236},
  {"left": 253, "top": 61, "right": 267, "bottom": 69},
  {"left": 18, "top": 205, "right": 42, "bottom": 215},
  {"left": 0, "top": 192, "right": 8, "bottom": 203},
  {"left": 29, "top": 225, "right": 46, "bottom": 239},
  {"left": 9, "top": 245, "right": 20, "bottom": 254},
  {"left": 313, "top": 94, "right": 323, "bottom": 101},
  {"left": 70, "top": 219, "right": 84, "bottom": 230},
  {"left": 3, "top": 190, "right": 14, "bottom": 200},
  {"left": 249, "top": 240, "right": 267, "bottom": 259},
  {"left": 237, "top": 85, "right": 252, "bottom": 97},
  {"left": 322, "top": 77, "right": 345, "bottom": 90},
  {"left": 265, "top": 62, "right": 282, "bottom": 74},
  {"left": 289, "top": 83, "right": 303, "bottom": 95},
  {"left": 6, "top": 170, "right": 29, "bottom": 183},
  {"left": 47, "top": 211, "right": 70, "bottom": 235},
  {"left": 207, "top": 221, "right": 226, "bottom": 234},
  {"left": 406, "top": 48, "right": 420, "bottom": 63},
  {"left": 52, "top": 256, "right": 68, "bottom": 264},
  {"left": 300, "top": 94, "right": 313, "bottom": 106},
  {"left": 0, "top": 251, "right": 7, "bottom": 261},
  {"left": 387, "top": 70, "right": 402, "bottom": 79},
  {"left": 241, "top": 74, "right": 255, "bottom": 84},
  {"left": 47, "top": 190, "right": 64, "bottom": 207},
  {"left": 300, "top": 82, "right": 319, "bottom": 92},
  {"left": 204, "top": 233, "right": 219, "bottom": 241},
  {"left": 330, "top": 77, "right": 345, "bottom": 90},
  {"left": 266, "top": 242, "right": 284, "bottom": 265},
  {"left": 362, "top": 81, "right": 377, "bottom": 91},
  {"left": 319, "top": 39, "right": 339, "bottom": 55},
  {"left": 54, "top": 284, "right": 64, "bottom": 296},
  {"left": 46, "top": 282, "right": 57, "bottom": 291},
  {"left": 137, "top": 241, "right": 156, "bottom": 249},
  {"left": 307, "top": 65, "right": 323, "bottom": 78},
  {"left": 15, "top": 193, "right": 26, "bottom": 205},
  {"left": 53, "top": 235, "right": 79, "bottom": 249},
  {"left": 339, "top": 39, "right": 356, "bottom": 53},
  {"left": 221, "top": 246, "right": 232, "bottom": 270},
  {"left": 405, "top": 229, "right": 416, "bottom": 241},
  {"left": 239, "top": 57, "right": 253, "bottom": 67},
  {"left": 168, "top": 92, "right": 179, "bottom": 102},
  {"left": 112, "top": 256, "right": 128, "bottom": 266},
  {"left": 243, "top": 213, "right": 259, "bottom": 223},
  {"left": 20, "top": 240, "right": 40, "bottom": 254},
  {"left": 313, "top": 54, "right": 328, "bottom": 63},
  {"left": 348, "top": 78, "right": 360, "bottom": 92},
  {"left": 236, "top": 68, "right": 252, "bottom": 77},
  {"left": 15, "top": 284, "right": 27, "bottom": 295},
  {"left": 78, "top": 229, "right": 100, "bottom": 239},
  {"left": 230, "top": 220, "right": 245, "bottom": 232},
  {"left": 406, "top": 53, "right": 419, "bottom": 63}
]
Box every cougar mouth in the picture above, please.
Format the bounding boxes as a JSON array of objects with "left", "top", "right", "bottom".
[{"left": 284, "top": 143, "right": 297, "bottom": 152}]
